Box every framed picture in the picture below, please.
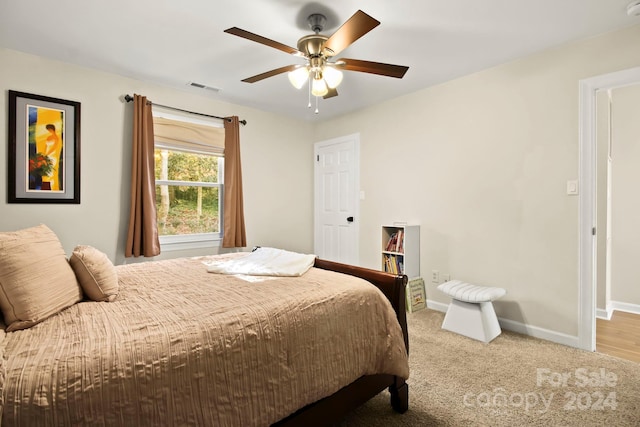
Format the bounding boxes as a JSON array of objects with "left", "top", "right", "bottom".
[
  {"left": 407, "top": 277, "right": 426, "bottom": 313},
  {"left": 8, "top": 90, "right": 80, "bottom": 204}
]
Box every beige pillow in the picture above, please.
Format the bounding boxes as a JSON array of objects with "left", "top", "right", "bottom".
[
  {"left": 0, "top": 224, "right": 82, "bottom": 332},
  {"left": 69, "top": 245, "right": 119, "bottom": 302}
]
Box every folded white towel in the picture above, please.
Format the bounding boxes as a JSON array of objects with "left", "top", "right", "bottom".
[{"left": 205, "top": 247, "right": 316, "bottom": 277}]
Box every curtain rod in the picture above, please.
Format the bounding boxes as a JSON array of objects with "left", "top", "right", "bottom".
[{"left": 124, "top": 94, "right": 246, "bottom": 126}]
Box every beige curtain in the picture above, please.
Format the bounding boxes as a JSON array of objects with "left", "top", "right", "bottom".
[
  {"left": 125, "top": 94, "right": 161, "bottom": 257},
  {"left": 222, "top": 116, "right": 247, "bottom": 248}
]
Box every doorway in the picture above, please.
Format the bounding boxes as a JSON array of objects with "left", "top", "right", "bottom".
[
  {"left": 578, "top": 66, "right": 640, "bottom": 351},
  {"left": 313, "top": 134, "right": 360, "bottom": 265},
  {"left": 594, "top": 84, "right": 640, "bottom": 361}
]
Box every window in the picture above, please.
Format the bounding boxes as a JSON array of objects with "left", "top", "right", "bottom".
[{"left": 152, "top": 112, "right": 225, "bottom": 250}]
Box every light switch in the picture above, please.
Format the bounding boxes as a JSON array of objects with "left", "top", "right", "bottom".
[{"left": 566, "top": 180, "right": 579, "bottom": 195}]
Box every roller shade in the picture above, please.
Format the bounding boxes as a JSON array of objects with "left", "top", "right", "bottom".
[{"left": 153, "top": 116, "right": 225, "bottom": 155}]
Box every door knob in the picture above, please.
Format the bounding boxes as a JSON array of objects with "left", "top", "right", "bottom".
[{"left": 347, "top": 216, "right": 354, "bottom": 223}]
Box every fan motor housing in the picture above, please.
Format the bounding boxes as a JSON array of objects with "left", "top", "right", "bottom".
[{"left": 297, "top": 34, "right": 329, "bottom": 57}]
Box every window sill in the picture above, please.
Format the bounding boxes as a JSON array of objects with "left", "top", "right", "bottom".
[{"left": 159, "top": 233, "right": 221, "bottom": 252}]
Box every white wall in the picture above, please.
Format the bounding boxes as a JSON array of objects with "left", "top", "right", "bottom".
[
  {"left": 610, "top": 84, "right": 640, "bottom": 306},
  {"left": 314, "top": 24, "right": 640, "bottom": 337},
  {"left": 0, "top": 48, "right": 315, "bottom": 264}
]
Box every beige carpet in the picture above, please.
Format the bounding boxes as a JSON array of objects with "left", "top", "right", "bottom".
[{"left": 336, "top": 309, "right": 640, "bottom": 426}]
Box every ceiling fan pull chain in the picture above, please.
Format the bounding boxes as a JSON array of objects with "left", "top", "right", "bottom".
[
  {"left": 308, "top": 78, "right": 312, "bottom": 108},
  {"left": 315, "top": 96, "right": 319, "bottom": 114}
]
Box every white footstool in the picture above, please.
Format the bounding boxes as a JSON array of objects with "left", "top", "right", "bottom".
[{"left": 437, "top": 280, "right": 506, "bottom": 343}]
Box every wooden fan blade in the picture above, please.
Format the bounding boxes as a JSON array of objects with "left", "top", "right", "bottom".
[
  {"left": 338, "top": 58, "right": 409, "bottom": 78},
  {"left": 323, "top": 10, "right": 380, "bottom": 56},
  {"left": 323, "top": 87, "right": 338, "bottom": 99},
  {"left": 224, "top": 27, "right": 304, "bottom": 57},
  {"left": 241, "top": 65, "right": 299, "bottom": 83}
]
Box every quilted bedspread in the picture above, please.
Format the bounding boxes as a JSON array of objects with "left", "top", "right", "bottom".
[{"left": 0, "top": 254, "right": 409, "bottom": 426}]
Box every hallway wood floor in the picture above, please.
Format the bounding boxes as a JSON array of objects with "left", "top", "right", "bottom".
[{"left": 596, "top": 310, "right": 640, "bottom": 363}]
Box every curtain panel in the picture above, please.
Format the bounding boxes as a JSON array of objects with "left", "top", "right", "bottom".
[
  {"left": 222, "top": 116, "right": 247, "bottom": 248},
  {"left": 125, "top": 94, "right": 161, "bottom": 258}
]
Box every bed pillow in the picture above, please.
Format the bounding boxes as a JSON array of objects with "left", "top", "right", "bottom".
[
  {"left": 0, "top": 224, "right": 83, "bottom": 332},
  {"left": 69, "top": 245, "right": 119, "bottom": 302}
]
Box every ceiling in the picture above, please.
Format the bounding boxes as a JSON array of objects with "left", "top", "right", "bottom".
[{"left": 1, "top": 0, "right": 638, "bottom": 122}]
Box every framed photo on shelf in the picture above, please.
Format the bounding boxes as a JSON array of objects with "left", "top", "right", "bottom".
[{"left": 7, "top": 90, "right": 80, "bottom": 204}]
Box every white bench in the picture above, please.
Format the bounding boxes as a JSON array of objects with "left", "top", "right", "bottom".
[{"left": 437, "top": 280, "right": 506, "bottom": 343}]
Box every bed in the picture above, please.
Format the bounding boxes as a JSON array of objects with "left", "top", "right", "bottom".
[{"left": 0, "top": 225, "right": 409, "bottom": 426}]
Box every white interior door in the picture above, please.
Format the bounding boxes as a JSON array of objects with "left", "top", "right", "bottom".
[{"left": 314, "top": 134, "right": 360, "bottom": 265}]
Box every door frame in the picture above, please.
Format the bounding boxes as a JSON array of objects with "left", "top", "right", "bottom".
[
  {"left": 313, "top": 133, "right": 361, "bottom": 264},
  {"left": 578, "top": 66, "right": 640, "bottom": 351}
]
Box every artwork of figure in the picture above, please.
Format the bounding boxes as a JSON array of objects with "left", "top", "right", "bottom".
[
  {"left": 41, "top": 124, "right": 62, "bottom": 190},
  {"left": 28, "top": 106, "right": 64, "bottom": 191}
]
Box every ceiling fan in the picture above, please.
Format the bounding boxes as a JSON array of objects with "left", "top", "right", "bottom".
[{"left": 224, "top": 10, "right": 409, "bottom": 105}]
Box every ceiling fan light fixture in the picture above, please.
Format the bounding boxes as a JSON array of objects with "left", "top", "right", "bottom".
[
  {"left": 226, "top": 10, "right": 409, "bottom": 110},
  {"left": 323, "top": 65, "right": 343, "bottom": 89},
  {"left": 288, "top": 66, "right": 310, "bottom": 89},
  {"left": 311, "top": 77, "right": 329, "bottom": 97}
]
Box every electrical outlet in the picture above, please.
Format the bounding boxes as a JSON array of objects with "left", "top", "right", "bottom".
[
  {"left": 442, "top": 273, "right": 450, "bottom": 283},
  {"left": 431, "top": 270, "right": 439, "bottom": 284}
]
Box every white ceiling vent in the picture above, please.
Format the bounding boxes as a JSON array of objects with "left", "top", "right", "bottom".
[{"left": 187, "top": 82, "right": 221, "bottom": 92}]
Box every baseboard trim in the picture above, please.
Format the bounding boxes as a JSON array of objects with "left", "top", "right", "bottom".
[
  {"left": 497, "top": 318, "right": 580, "bottom": 348},
  {"left": 426, "top": 300, "right": 449, "bottom": 313},
  {"left": 596, "top": 305, "right": 613, "bottom": 320},
  {"left": 426, "top": 300, "right": 580, "bottom": 348},
  {"left": 610, "top": 300, "right": 640, "bottom": 315}
]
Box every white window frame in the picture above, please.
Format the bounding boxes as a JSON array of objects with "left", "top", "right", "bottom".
[{"left": 153, "top": 109, "right": 224, "bottom": 251}]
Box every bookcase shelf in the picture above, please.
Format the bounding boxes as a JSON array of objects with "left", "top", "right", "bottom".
[{"left": 381, "top": 224, "right": 420, "bottom": 279}]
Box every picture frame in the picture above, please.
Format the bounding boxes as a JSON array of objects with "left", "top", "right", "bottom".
[
  {"left": 8, "top": 90, "right": 80, "bottom": 204},
  {"left": 407, "top": 277, "right": 426, "bottom": 313}
]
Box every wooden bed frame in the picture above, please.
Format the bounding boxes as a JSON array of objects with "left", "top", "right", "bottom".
[{"left": 272, "top": 258, "right": 409, "bottom": 426}]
